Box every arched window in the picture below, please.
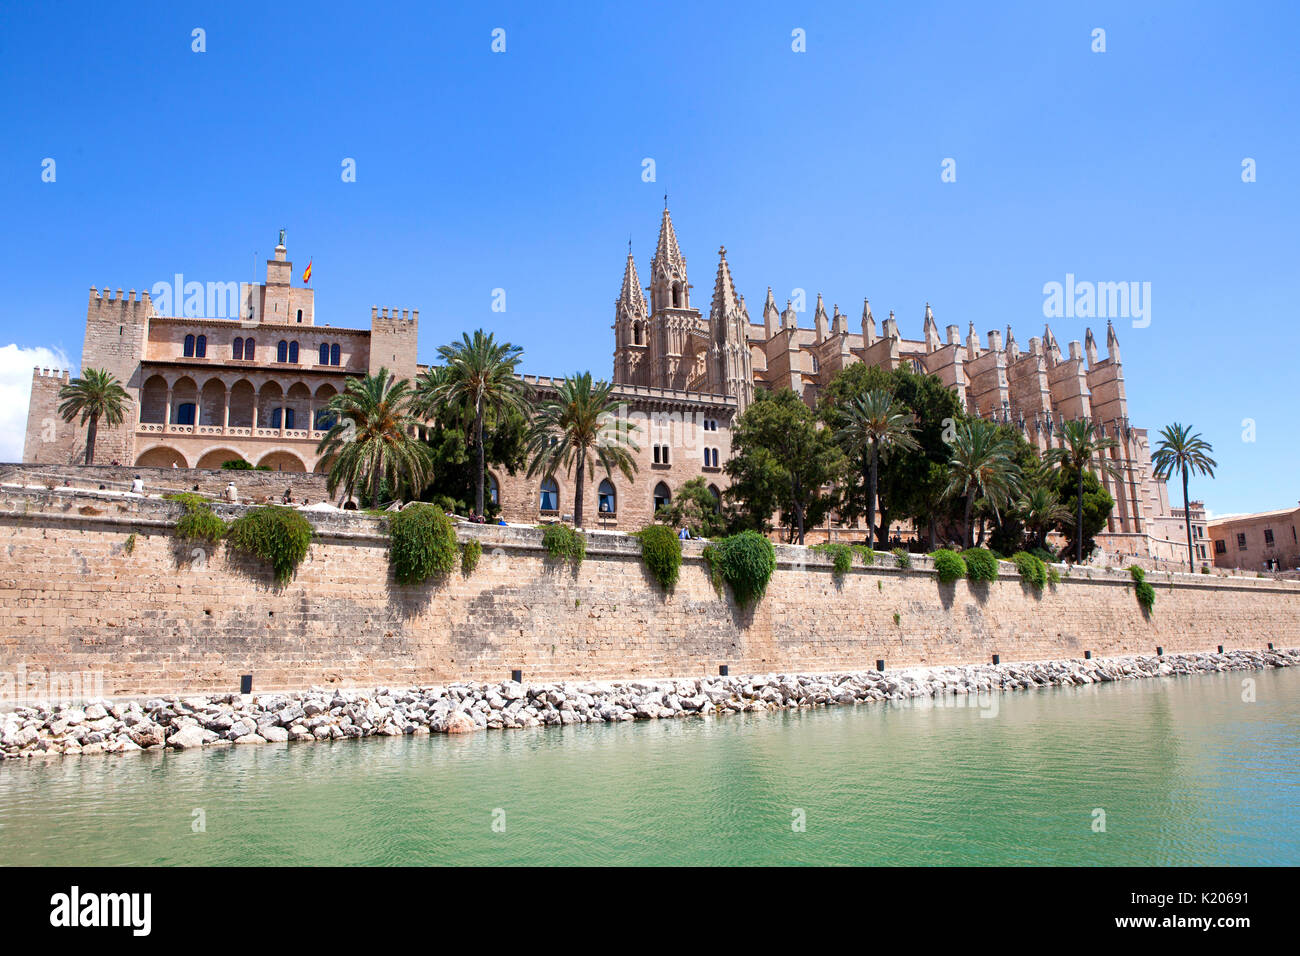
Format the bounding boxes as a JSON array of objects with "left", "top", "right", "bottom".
[
  {"left": 314, "top": 408, "right": 335, "bottom": 431},
  {"left": 175, "top": 402, "right": 196, "bottom": 426},
  {"left": 653, "top": 481, "right": 671, "bottom": 512},
  {"left": 708, "top": 484, "right": 722, "bottom": 508},
  {"left": 488, "top": 474, "right": 499, "bottom": 507},
  {"left": 296, "top": 309, "right": 303, "bottom": 323},
  {"left": 270, "top": 407, "right": 295, "bottom": 429},
  {"left": 277, "top": 340, "right": 288, "bottom": 363},
  {"left": 319, "top": 343, "right": 329, "bottom": 366},
  {"left": 330, "top": 343, "right": 340, "bottom": 366},
  {"left": 672, "top": 283, "right": 682, "bottom": 308},
  {"left": 183, "top": 334, "right": 195, "bottom": 357},
  {"left": 288, "top": 341, "right": 299, "bottom": 363},
  {"left": 233, "top": 337, "right": 244, "bottom": 360},
  {"left": 244, "top": 339, "right": 255, "bottom": 360},
  {"left": 195, "top": 335, "right": 207, "bottom": 358},
  {"left": 284, "top": 407, "right": 295, "bottom": 430},
  {"left": 539, "top": 477, "right": 559, "bottom": 513},
  {"left": 598, "top": 479, "right": 616, "bottom": 514},
  {"left": 633, "top": 321, "right": 643, "bottom": 346}
]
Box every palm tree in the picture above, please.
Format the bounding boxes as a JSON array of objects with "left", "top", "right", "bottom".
[
  {"left": 944, "top": 420, "right": 1022, "bottom": 547},
  {"left": 315, "top": 368, "right": 433, "bottom": 509},
  {"left": 1151, "top": 422, "right": 1216, "bottom": 572},
  {"left": 1044, "top": 418, "right": 1121, "bottom": 564},
  {"left": 417, "top": 330, "right": 530, "bottom": 517},
  {"left": 834, "top": 389, "right": 919, "bottom": 548},
  {"left": 525, "top": 372, "right": 638, "bottom": 529},
  {"left": 57, "top": 369, "right": 129, "bottom": 465},
  {"left": 1018, "top": 485, "right": 1071, "bottom": 551}
]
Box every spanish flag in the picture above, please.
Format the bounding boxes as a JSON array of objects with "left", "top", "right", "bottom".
[{"left": 302, "top": 259, "right": 313, "bottom": 284}]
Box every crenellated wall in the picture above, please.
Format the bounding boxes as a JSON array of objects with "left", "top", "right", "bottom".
[{"left": 0, "top": 488, "right": 1296, "bottom": 699}]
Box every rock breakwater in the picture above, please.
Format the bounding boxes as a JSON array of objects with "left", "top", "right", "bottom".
[{"left": 3, "top": 649, "right": 1294, "bottom": 759}]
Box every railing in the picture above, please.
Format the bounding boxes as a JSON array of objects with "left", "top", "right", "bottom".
[{"left": 135, "top": 423, "right": 320, "bottom": 440}]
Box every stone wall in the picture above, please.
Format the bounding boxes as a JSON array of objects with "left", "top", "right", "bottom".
[
  {"left": 0, "top": 487, "right": 1296, "bottom": 698},
  {"left": 0, "top": 463, "right": 331, "bottom": 503}
]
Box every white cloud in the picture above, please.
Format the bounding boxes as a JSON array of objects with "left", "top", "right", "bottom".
[{"left": 0, "top": 344, "right": 73, "bottom": 462}]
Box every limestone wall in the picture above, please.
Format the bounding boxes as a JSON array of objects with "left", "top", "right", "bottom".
[{"left": 0, "top": 488, "right": 1296, "bottom": 698}]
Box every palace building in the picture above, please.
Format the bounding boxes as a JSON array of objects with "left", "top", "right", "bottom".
[{"left": 23, "top": 212, "right": 1191, "bottom": 561}]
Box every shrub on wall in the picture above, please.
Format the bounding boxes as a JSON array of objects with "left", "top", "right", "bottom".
[
  {"left": 892, "top": 547, "right": 910, "bottom": 569},
  {"left": 388, "top": 503, "right": 458, "bottom": 584},
  {"left": 962, "top": 547, "right": 999, "bottom": 582},
  {"left": 812, "top": 542, "right": 853, "bottom": 576},
  {"left": 461, "top": 538, "right": 482, "bottom": 576},
  {"left": 168, "top": 492, "right": 227, "bottom": 543},
  {"left": 708, "top": 530, "right": 776, "bottom": 606},
  {"left": 541, "top": 523, "right": 585, "bottom": 566},
  {"left": 1012, "top": 550, "right": 1048, "bottom": 590},
  {"left": 633, "top": 525, "right": 682, "bottom": 591},
  {"left": 1130, "top": 565, "right": 1156, "bottom": 614},
  {"left": 852, "top": 545, "right": 875, "bottom": 567},
  {"left": 226, "top": 505, "right": 313, "bottom": 584},
  {"left": 931, "top": 548, "right": 966, "bottom": 584}
]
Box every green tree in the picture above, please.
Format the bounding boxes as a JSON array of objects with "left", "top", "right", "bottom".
[
  {"left": 944, "top": 419, "right": 1023, "bottom": 548},
  {"left": 315, "top": 368, "right": 433, "bottom": 509},
  {"left": 819, "top": 364, "right": 962, "bottom": 544},
  {"left": 833, "top": 389, "right": 920, "bottom": 549},
  {"left": 726, "top": 388, "right": 844, "bottom": 545},
  {"left": 1151, "top": 422, "right": 1217, "bottom": 572},
  {"left": 1017, "top": 484, "right": 1071, "bottom": 551},
  {"left": 415, "top": 366, "right": 528, "bottom": 517},
  {"left": 1053, "top": 466, "right": 1115, "bottom": 560},
  {"left": 57, "top": 369, "right": 129, "bottom": 465},
  {"left": 655, "top": 476, "right": 727, "bottom": 538},
  {"left": 1045, "top": 419, "right": 1120, "bottom": 563},
  {"left": 416, "top": 330, "right": 531, "bottom": 517},
  {"left": 525, "top": 372, "right": 638, "bottom": 529}
]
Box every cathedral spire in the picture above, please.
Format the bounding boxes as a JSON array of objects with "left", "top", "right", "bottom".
[
  {"left": 653, "top": 206, "right": 684, "bottom": 274},
  {"left": 862, "top": 297, "right": 876, "bottom": 345},
  {"left": 649, "top": 205, "right": 689, "bottom": 312},
  {"left": 710, "top": 246, "right": 740, "bottom": 320},
  {"left": 618, "top": 249, "right": 646, "bottom": 316},
  {"left": 763, "top": 287, "right": 779, "bottom": 337}
]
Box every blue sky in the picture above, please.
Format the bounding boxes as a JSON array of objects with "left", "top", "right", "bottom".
[{"left": 1, "top": 1, "right": 1296, "bottom": 515}]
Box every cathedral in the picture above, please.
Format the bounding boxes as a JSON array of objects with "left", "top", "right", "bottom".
[{"left": 612, "top": 205, "right": 1200, "bottom": 562}]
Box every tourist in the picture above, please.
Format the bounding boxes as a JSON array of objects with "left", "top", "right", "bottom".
[
  {"left": 224, "top": 481, "right": 238, "bottom": 504},
  {"left": 678, "top": 526, "right": 691, "bottom": 540},
  {"left": 130, "top": 475, "right": 143, "bottom": 495},
  {"left": 497, "top": 517, "right": 507, "bottom": 526}
]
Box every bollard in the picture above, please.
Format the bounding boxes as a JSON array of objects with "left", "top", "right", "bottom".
[
  {"left": 511, "top": 669, "right": 522, "bottom": 683},
  {"left": 876, "top": 659, "right": 886, "bottom": 672},
  {"left": 1156, "top": 646, "right": 1164, "bottom": 657},
  {"left": 719, "top": 665, "right": 728, "bottom": 677},
  {"left": 239, "top": 674, "right": 252, "bottom": 695},
  {"left": 991, "top": 654, "right": 1000, "bottom": 665},
  {"left": 1084, "top": 650, "right": 1092, "bottom": 660}
]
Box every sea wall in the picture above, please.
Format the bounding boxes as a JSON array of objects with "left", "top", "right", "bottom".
[
  {"left": 0, "top": 462, "right": 330, "bottom": 503},
  {"left": 1, "top": 487, "right": 1298, "bottom": 698}
]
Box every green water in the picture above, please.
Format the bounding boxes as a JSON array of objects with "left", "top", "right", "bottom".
[{"left": 2, "top": 668, "right": 1298, "bottom": 866}]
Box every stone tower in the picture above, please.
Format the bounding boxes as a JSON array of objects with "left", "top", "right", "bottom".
[
  {"left": 612, "top": 249, "right": 648, "bottom": 386},
  {"left": 646, "top": 206, "right": 699, "bottom": 389},
  {"left": 707, "top": 246, "right": 754, "bottom": 411}
]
